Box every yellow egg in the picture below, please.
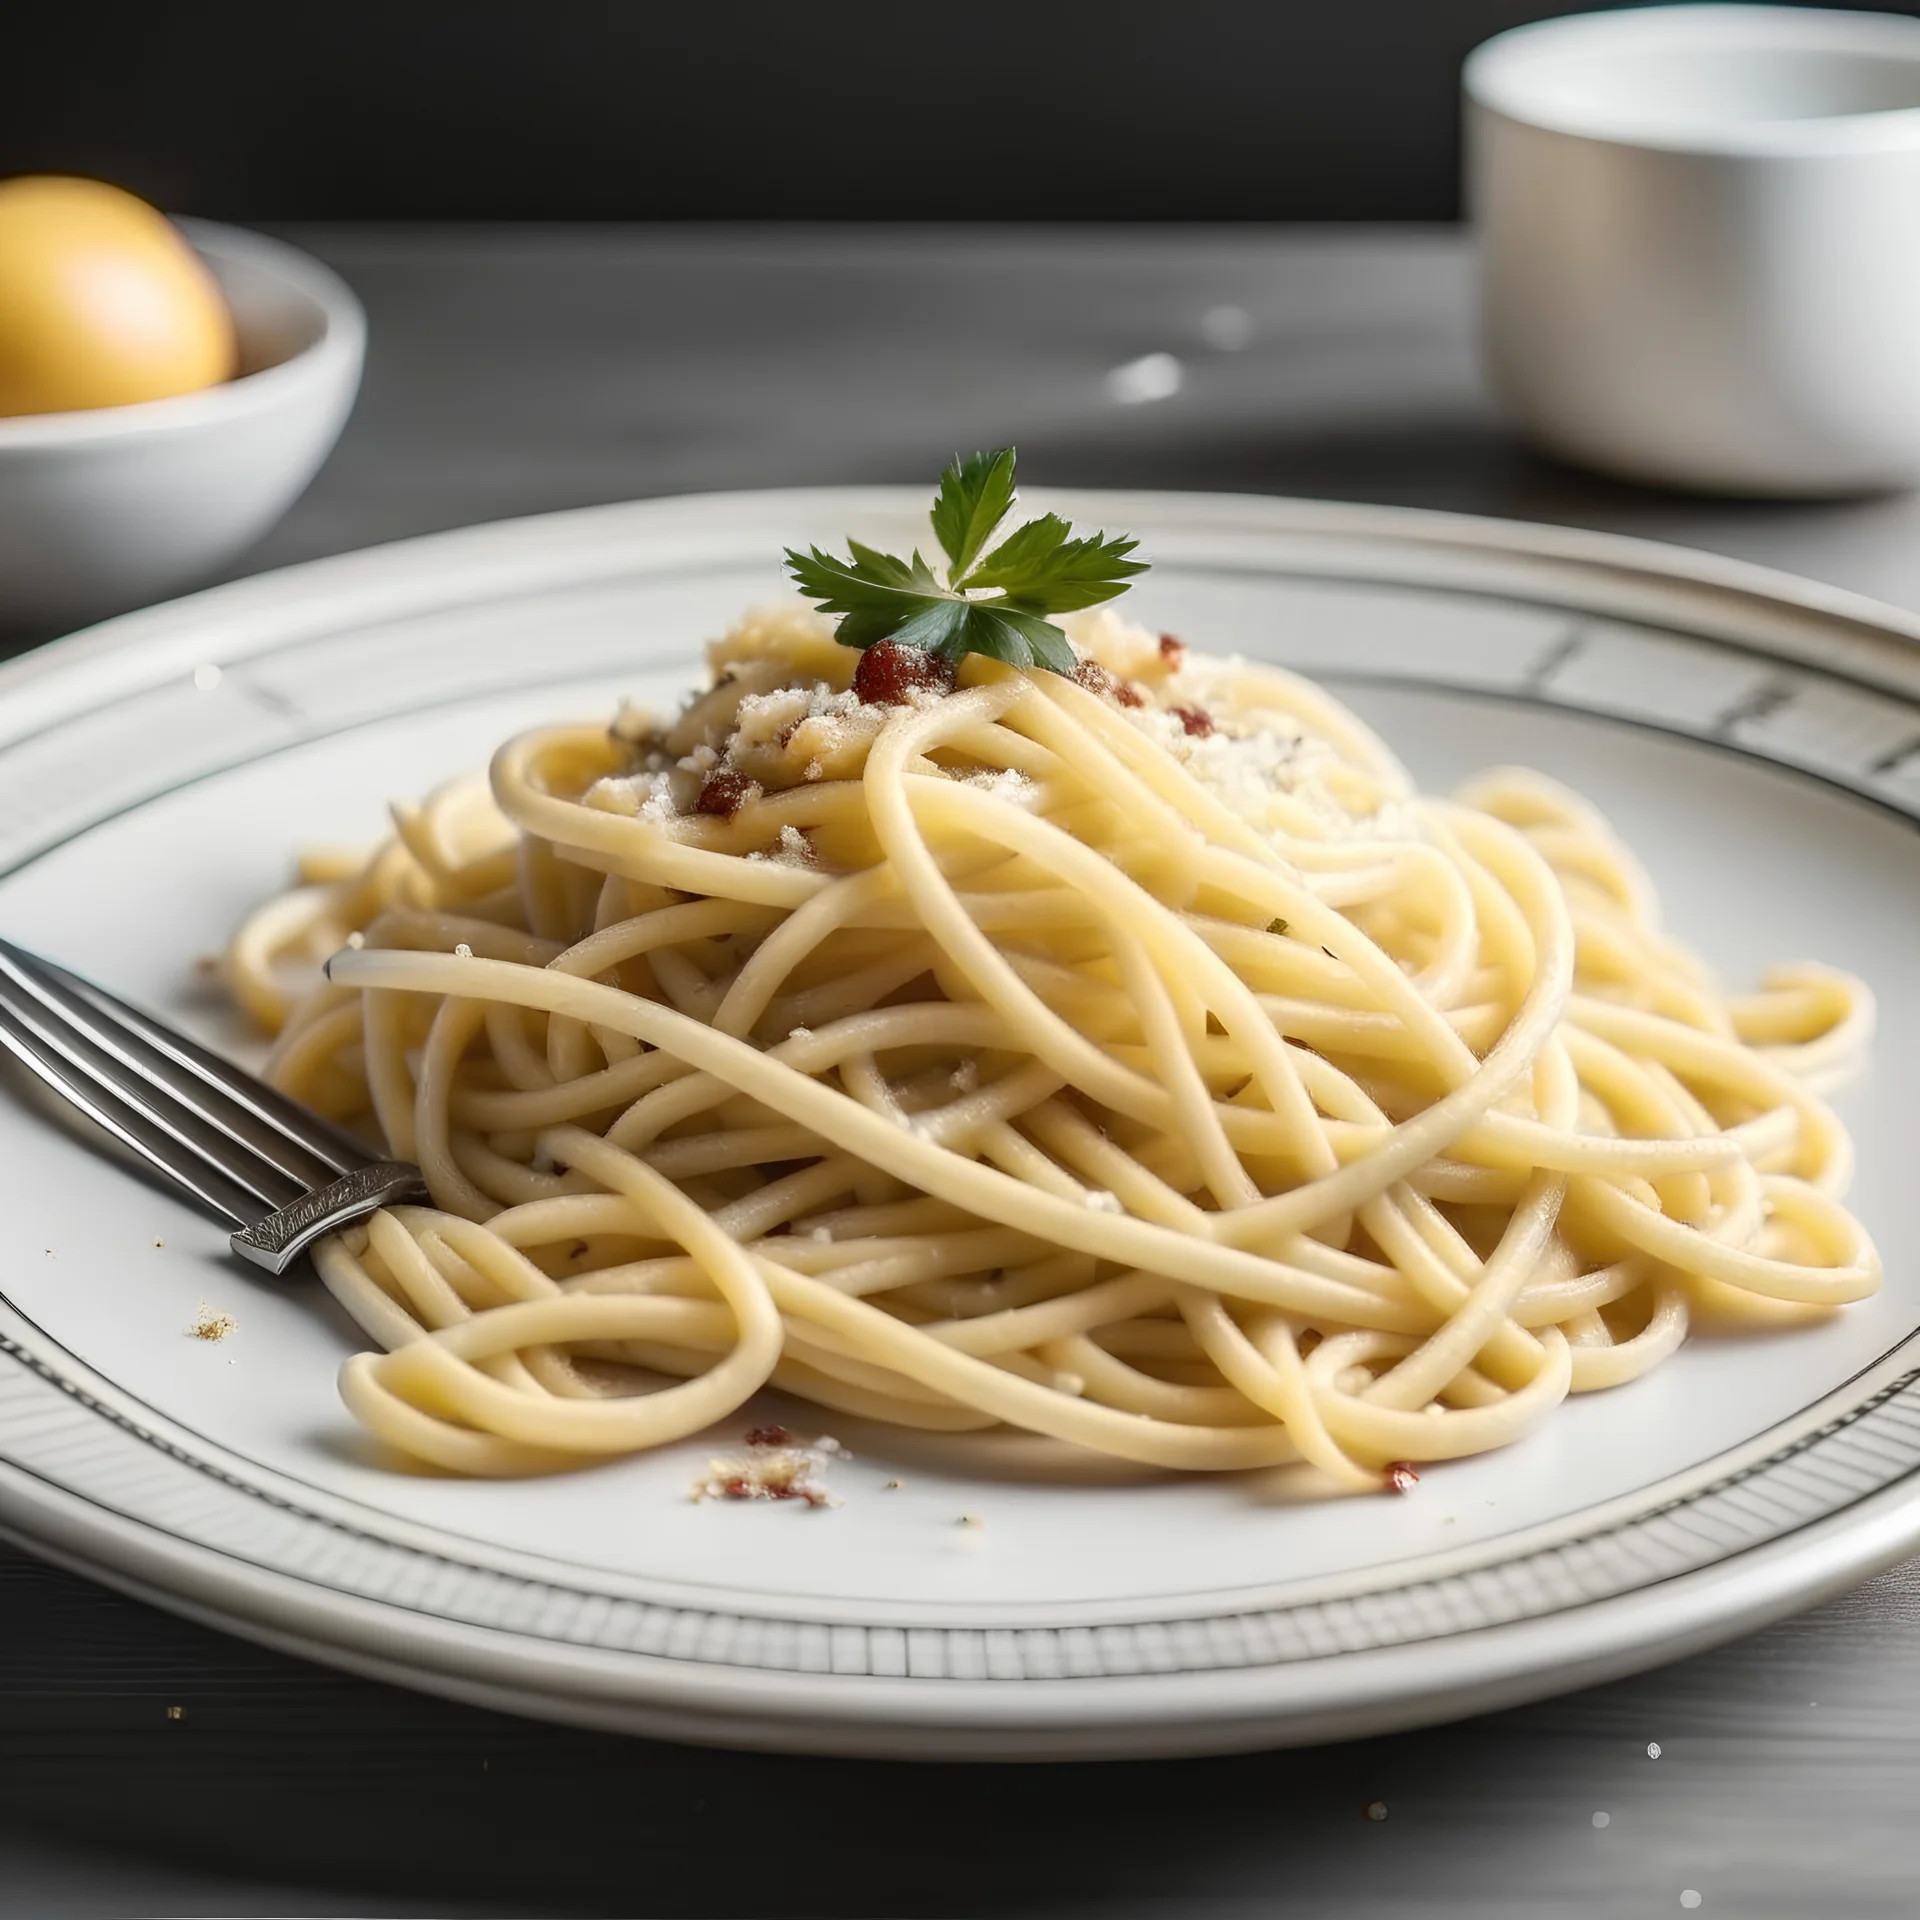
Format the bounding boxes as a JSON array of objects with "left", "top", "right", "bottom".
[{"left": 0, "top": 176, "right": 237, "bottom": 418}]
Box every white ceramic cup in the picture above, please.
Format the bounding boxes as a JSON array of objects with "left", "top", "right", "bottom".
[{"left": 1466, "top": 5, "right": 1920, "bottom": 496}]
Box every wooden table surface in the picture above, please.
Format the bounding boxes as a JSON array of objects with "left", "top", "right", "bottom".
[{"left": 5, "top": 226, "right": 1919, "bottom": 1918}]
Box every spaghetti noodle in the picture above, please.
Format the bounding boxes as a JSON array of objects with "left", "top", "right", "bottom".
[{"left": 227, "top": 605, "right": 1879, "bottom": 1486}]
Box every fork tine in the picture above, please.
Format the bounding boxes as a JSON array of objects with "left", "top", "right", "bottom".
[
  {"left": 0, "top": 999, "right": 260, "bottom": 1224},
  {"left": 0, "top": 965, "right": 307, "bottom": 1213},
  {"left": 0, "top": 939, "right": 369, "bottom": 1183}
]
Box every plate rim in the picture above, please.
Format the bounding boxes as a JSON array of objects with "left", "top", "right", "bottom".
[
  {"left": 11, "top": 483, "right": 1920, "bottom": 741},
  {"left": 3, "top": 1406, "right": 1916, "bottom": 1760}
]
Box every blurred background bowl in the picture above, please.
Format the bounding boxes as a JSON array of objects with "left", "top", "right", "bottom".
[{"left": 0, "top": 218, "right": 363, "bottom": 635}]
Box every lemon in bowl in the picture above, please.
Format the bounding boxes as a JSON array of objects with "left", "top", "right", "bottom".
[
  {"left": 0, "top": 176, "right": 239, "bottom": 416},
  {"left": 0, "top": 177, "right": 364, "bottom": 634}
]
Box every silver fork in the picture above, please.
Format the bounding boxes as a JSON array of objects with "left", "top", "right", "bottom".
[{"left": 0, "top": 937, "right": 426, "bottom": 1274}]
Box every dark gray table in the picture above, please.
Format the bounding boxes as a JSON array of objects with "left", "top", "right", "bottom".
[{"left": 6, "top": 226, "right": 1919, "bottom": 1918}]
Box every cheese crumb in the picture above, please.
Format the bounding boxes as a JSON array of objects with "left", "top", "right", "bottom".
[
  {"left": 1084, "top": 1189, "right": 1124, "bottom": 1214},
  {"left": 961, "top": 767, "right": 1037, "bottom": 806},
  {"left": 750, "top": 823, "right": 818, "bottom": 867},
  {"left": 453, "top": 942, "right": 473, "bottom": 959},
  {"left": 636, "top": 772, "right": 680, "bottom": 823},
  {"left": 187, "top": 1302, "right": 237, "bottom": 1343},
  {"left": 691, "top": 1436, "right": 841, "bottom": 1507}
]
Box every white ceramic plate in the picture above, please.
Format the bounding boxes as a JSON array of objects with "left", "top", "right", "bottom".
[{"left": 3, "top": 489, "right": 1920, "bottom": 1760}]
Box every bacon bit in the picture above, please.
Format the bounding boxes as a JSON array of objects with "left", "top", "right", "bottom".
[
  {"left": 1158, "top": 632, "right": 1187, "bottom": 666},
  {"left": 1073, "top": 659, "right": 1145, "bottom": 707},
  {"left": 854, "top": 639, "right": 957, "bottom": 706},
  {"left": 1171, "top": 705, "right": 1214, "bottom": 737},
  {"left": 567, "top": 1240, "right": 590, "bottom": 1260},
  {"left": 695, "top": 768, "right": 761, "bottom": 818},
  {"left": 745, "top": 1424, "right": 795, "bottom": 1449},
  {"left": 1385, "top": 1461, "right": 1420, "bottom": 1494}
]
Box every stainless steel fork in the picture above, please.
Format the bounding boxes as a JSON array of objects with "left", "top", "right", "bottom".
[{"left": 0, "top": 937, "right": 426, "bottom": 1274}]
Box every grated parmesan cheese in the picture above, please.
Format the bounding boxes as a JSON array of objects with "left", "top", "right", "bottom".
[
  {"left": 749, "top": 823, "right": 817, "bottom": 866},
  {"left": 960, "top": 767, "right": 1038, "bottom": 805}
]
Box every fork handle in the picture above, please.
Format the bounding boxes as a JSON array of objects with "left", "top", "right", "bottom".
[{"left": 229, "top": 1162, "right": 430, "bottom": 1276}]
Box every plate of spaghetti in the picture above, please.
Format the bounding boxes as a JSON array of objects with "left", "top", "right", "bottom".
[{"left": 0, "top": 464, "right": 1917, "bottom": 1756}]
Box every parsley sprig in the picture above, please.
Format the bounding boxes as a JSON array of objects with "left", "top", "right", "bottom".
[{"left": 784, "top": 449, "right": 1147, "bottom": 675}]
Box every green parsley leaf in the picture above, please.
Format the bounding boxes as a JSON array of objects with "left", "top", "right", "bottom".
[
  {"left": 930, "top": 449, "right": 1018, "bottom": 579},
  {"left": 957, "top": 516, "right": 1146, "bottom": 614},
  {"left": 783, "top": 543, "right": 947, "bottom": 650},
  {"left": 784, "top": 447, "right": 1147, "bottom": 675}
]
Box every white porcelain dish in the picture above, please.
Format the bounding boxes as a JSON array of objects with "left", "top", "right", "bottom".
[
  {"left": 0, "top": 219, "right": 363, "bottom": 634},
  {"left": 1467, "top": 5, "right": 1920, "bottom": 496},
  {"left": 2, "top": 488, "right": 1920, "bottom": 1759}
]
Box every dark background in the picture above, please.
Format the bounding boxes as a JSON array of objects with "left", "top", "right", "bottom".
[{"left": 15, "top": 0, "right": 1920, "bottom": 224}]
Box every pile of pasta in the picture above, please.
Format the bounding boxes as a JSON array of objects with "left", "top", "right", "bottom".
[{"left": 228, "top": 607, "right": 1879, "bottom": 1485}]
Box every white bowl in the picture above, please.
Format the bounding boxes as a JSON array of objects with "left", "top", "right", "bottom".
[
  {"left": 1466, "top": 5, "right": 1920, "bottom": 497},
  {"left": 0, "top": 219, "right": 364, "bottom": 633}
]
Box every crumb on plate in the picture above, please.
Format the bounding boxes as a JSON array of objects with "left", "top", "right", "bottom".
[
  {"left": 691, "top": 1425, "right": 841, "bottom": 1507},
  {"left": 186, "top": 1302, "right": 237, "bottom": 1343}
]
